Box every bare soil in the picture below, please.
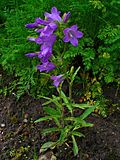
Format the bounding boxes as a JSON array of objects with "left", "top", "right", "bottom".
[{"left": 0, "top": 92, "right": 120, "bottom": 160}]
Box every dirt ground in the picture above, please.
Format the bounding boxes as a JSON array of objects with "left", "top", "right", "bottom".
[{"left": 0, "top": 87, "right": 120, "bottom": 160}]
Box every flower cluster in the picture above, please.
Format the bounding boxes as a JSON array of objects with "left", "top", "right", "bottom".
[{"left": 25, "top": 7, "right": 83, "bottom": 87}]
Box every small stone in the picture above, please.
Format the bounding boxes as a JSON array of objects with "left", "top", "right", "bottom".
[
  {"left": 12, "top": 92, "right": 16, "bottom": 96},
  {"left": 1, "top": 123, "right": 5, "bottom": 128},
  {"left": 39, "top": 151, "right": 56, "bottom": 160},
  {"left": 23, "top": 119, "right": 28, "bottom": 123}
]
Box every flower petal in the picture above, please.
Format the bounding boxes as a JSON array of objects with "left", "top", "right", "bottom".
[
  {"left": 71, "top": 25, "right": 78, "bottom": 31},
  {"left": 51, "top": 7, "right": 58, "bottom": 14},
  {"left": 63, "top": 36, "right": 70, "bottom": 42},
  {"left": 63, "top": 28, "right": 70, "bottom": 34},
  {"left": 35, "top": 37, "right": 43, "bottom": 44},
  {"left": 76, "top": 31, "right": 83, "bottom": 38},
  {"left": 70, "top": 37, "right": 78, "bottom": 46},
  {"left": 51, "top": 75, "right": 64, "bottom": 88},
  {"left": 53, "top": 80, "right": 60, "bottom": 88},
  {"left": 51, "top": 75, "right": 63, "bottom": 80}
]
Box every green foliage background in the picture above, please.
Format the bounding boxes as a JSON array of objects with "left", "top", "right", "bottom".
[{"left": 0, "top": 0, "right": 120, "bottom": 99}]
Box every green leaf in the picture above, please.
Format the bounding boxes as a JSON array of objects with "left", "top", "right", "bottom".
[
  {"left": 60, "top": 91, "right": 73, "bottom": 113},
  {"left": 72, "top": 103, "right": 94, "bottom": 109},
  {"left": 52, "top": 95, "right": 61, "bottom": 108},
  {"left": 58, "top": 130, "right": 67, "bottom": 144},
  {"left": 34, "top": 116, "right": 52, "bottom": 123},
  {"left": 81, "top": 121, "right": 93, "bottom": 127},
  {"left": 70, "top": 118, "right": 93, "bottom": 129},
  {"left": 52, "top": 117, "right": 61, "bottom": 127},
  {"left": 42, "top": 95, "right": 61, "bottom": 107},
  {"left": 60, "top": 91, "right": 69, "bottom": 104},
  {"left": 58, "top": 126, "right": 72, "bottom": 144},
  {"left": 74, "top": 120, "right": 93, "bottom": 128},
  {"left": 72, "top": 131, "right": 85, "bottom": 138},
  {"left": 42, "top": 99, "right": 54, "bottom": 106},
  {"left": 71, "top": 66, "right": 80, "bottom": 83},
  {"left": 42, "top": 127, "right": 60, "bottom": 136},
  {"left": 64, "top": 117, "right": 75, "bottom": 121},
  {"left": 40, "top": 141, "right": 56, "bottom": 153},
  {"left": 40, "top": 72, "right": 50, "bottom": 77},
  {"left": 65, "top": 117, "right": 93, "bottom": 128},
  {"left": 79, "top": 106, "right": 96, "bottom": 120},
  {"left": 43, "top": 106, "right": 61, "bottom": 117},
  {"left": 72, "top": 135, "right": 79, "bottom": 156},
  {"left": 38, "top": 95, "right": 51, "bottom": 100}
]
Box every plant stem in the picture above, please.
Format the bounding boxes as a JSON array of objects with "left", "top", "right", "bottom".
[
  {"left": 115, "top": 84, "right": 119, "bottom": 97},
  {"left": 69, "top": 82, "right": 72, "bottom": 100},
  {"left": 57, "top": 88, "right": 65, "bottom": 127}
]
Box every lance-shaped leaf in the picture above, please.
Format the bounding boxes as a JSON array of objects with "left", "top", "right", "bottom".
[
  {"left": 58, "top": 125, "right": 73, "bottom": 144},
  {"left": 60, "top": 91, "right": 73, "bottom": 113},
  {"left": 42, "top": 127, "right": 60, "bottom": 136},
  {"left": 72, "top": 103, "right": 94, "bottom": 110},
  {"left": 34, "top": 116, "right": 52, "bottom": 123},
  {"left": 40, "top": 141, "right": 56, "bottom": 153},
  {"left": 79, "top": 106, "right": 96, "bottom": 120},
  {"left": 72, "top": 131, "right": 85, "bottom": 138},
  {"left": 71, "top": 66, "right": 80, "bottom": 83},
  {"left": 72, "top": 135, "right": 78, "bottom": 156},
  {"left": 73, "top": 119, "right": 93, "bottom": 129},
  {"left": 43, "top": 106, "right": 61, "bottom": 117},
  {"left": 42, "top": 95, "right": 61, "bottom": 106}
]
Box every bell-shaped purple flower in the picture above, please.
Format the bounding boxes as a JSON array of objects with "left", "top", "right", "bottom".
[
  {"left": 40, "top": 22, "right": 57, "bottom": 37},
  {"left": 63, "top": 12, "right": 71, "bottom": 23},
  {"left": 25, "top": 18, "right": 50, "bottom": 28},
  {"left": 63, "top": 25, "right": 83, "bottom": 46},
  {"left": 25, "top": 53, "right": 38, "bottom": 58},
  {"left": 25, "top": 23, "right": 38, "bottom": 28},
  {"left": 41, "top": 34, "right": 57, "bottom": 49},
  {"left": 35, "top": 18, "right": 50, "bottom": 26},
  {"left": 38, "top": 47, "right": 52, "bottom": 62},
  {"left": 35, "top": 34, "right": 56, "bottom": 46},
  {"left": 51, "top": 74, "right": 64, "bottom": 88},
  {"left": 37, "top": 61, "right": 55, "bottom": 73},
  {"left": 35, "top": 37, "right": 43, "bottom": 44},
  {"left": 44, "top": 7, "right": 62, "bottom": 22},
  {"left": 28, "top": 36, "right": 43, "bottom": 45}
]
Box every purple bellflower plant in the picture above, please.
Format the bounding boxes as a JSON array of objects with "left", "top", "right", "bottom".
[{"left": 25, "top": 8, "right": 96, "bottom": 157}]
